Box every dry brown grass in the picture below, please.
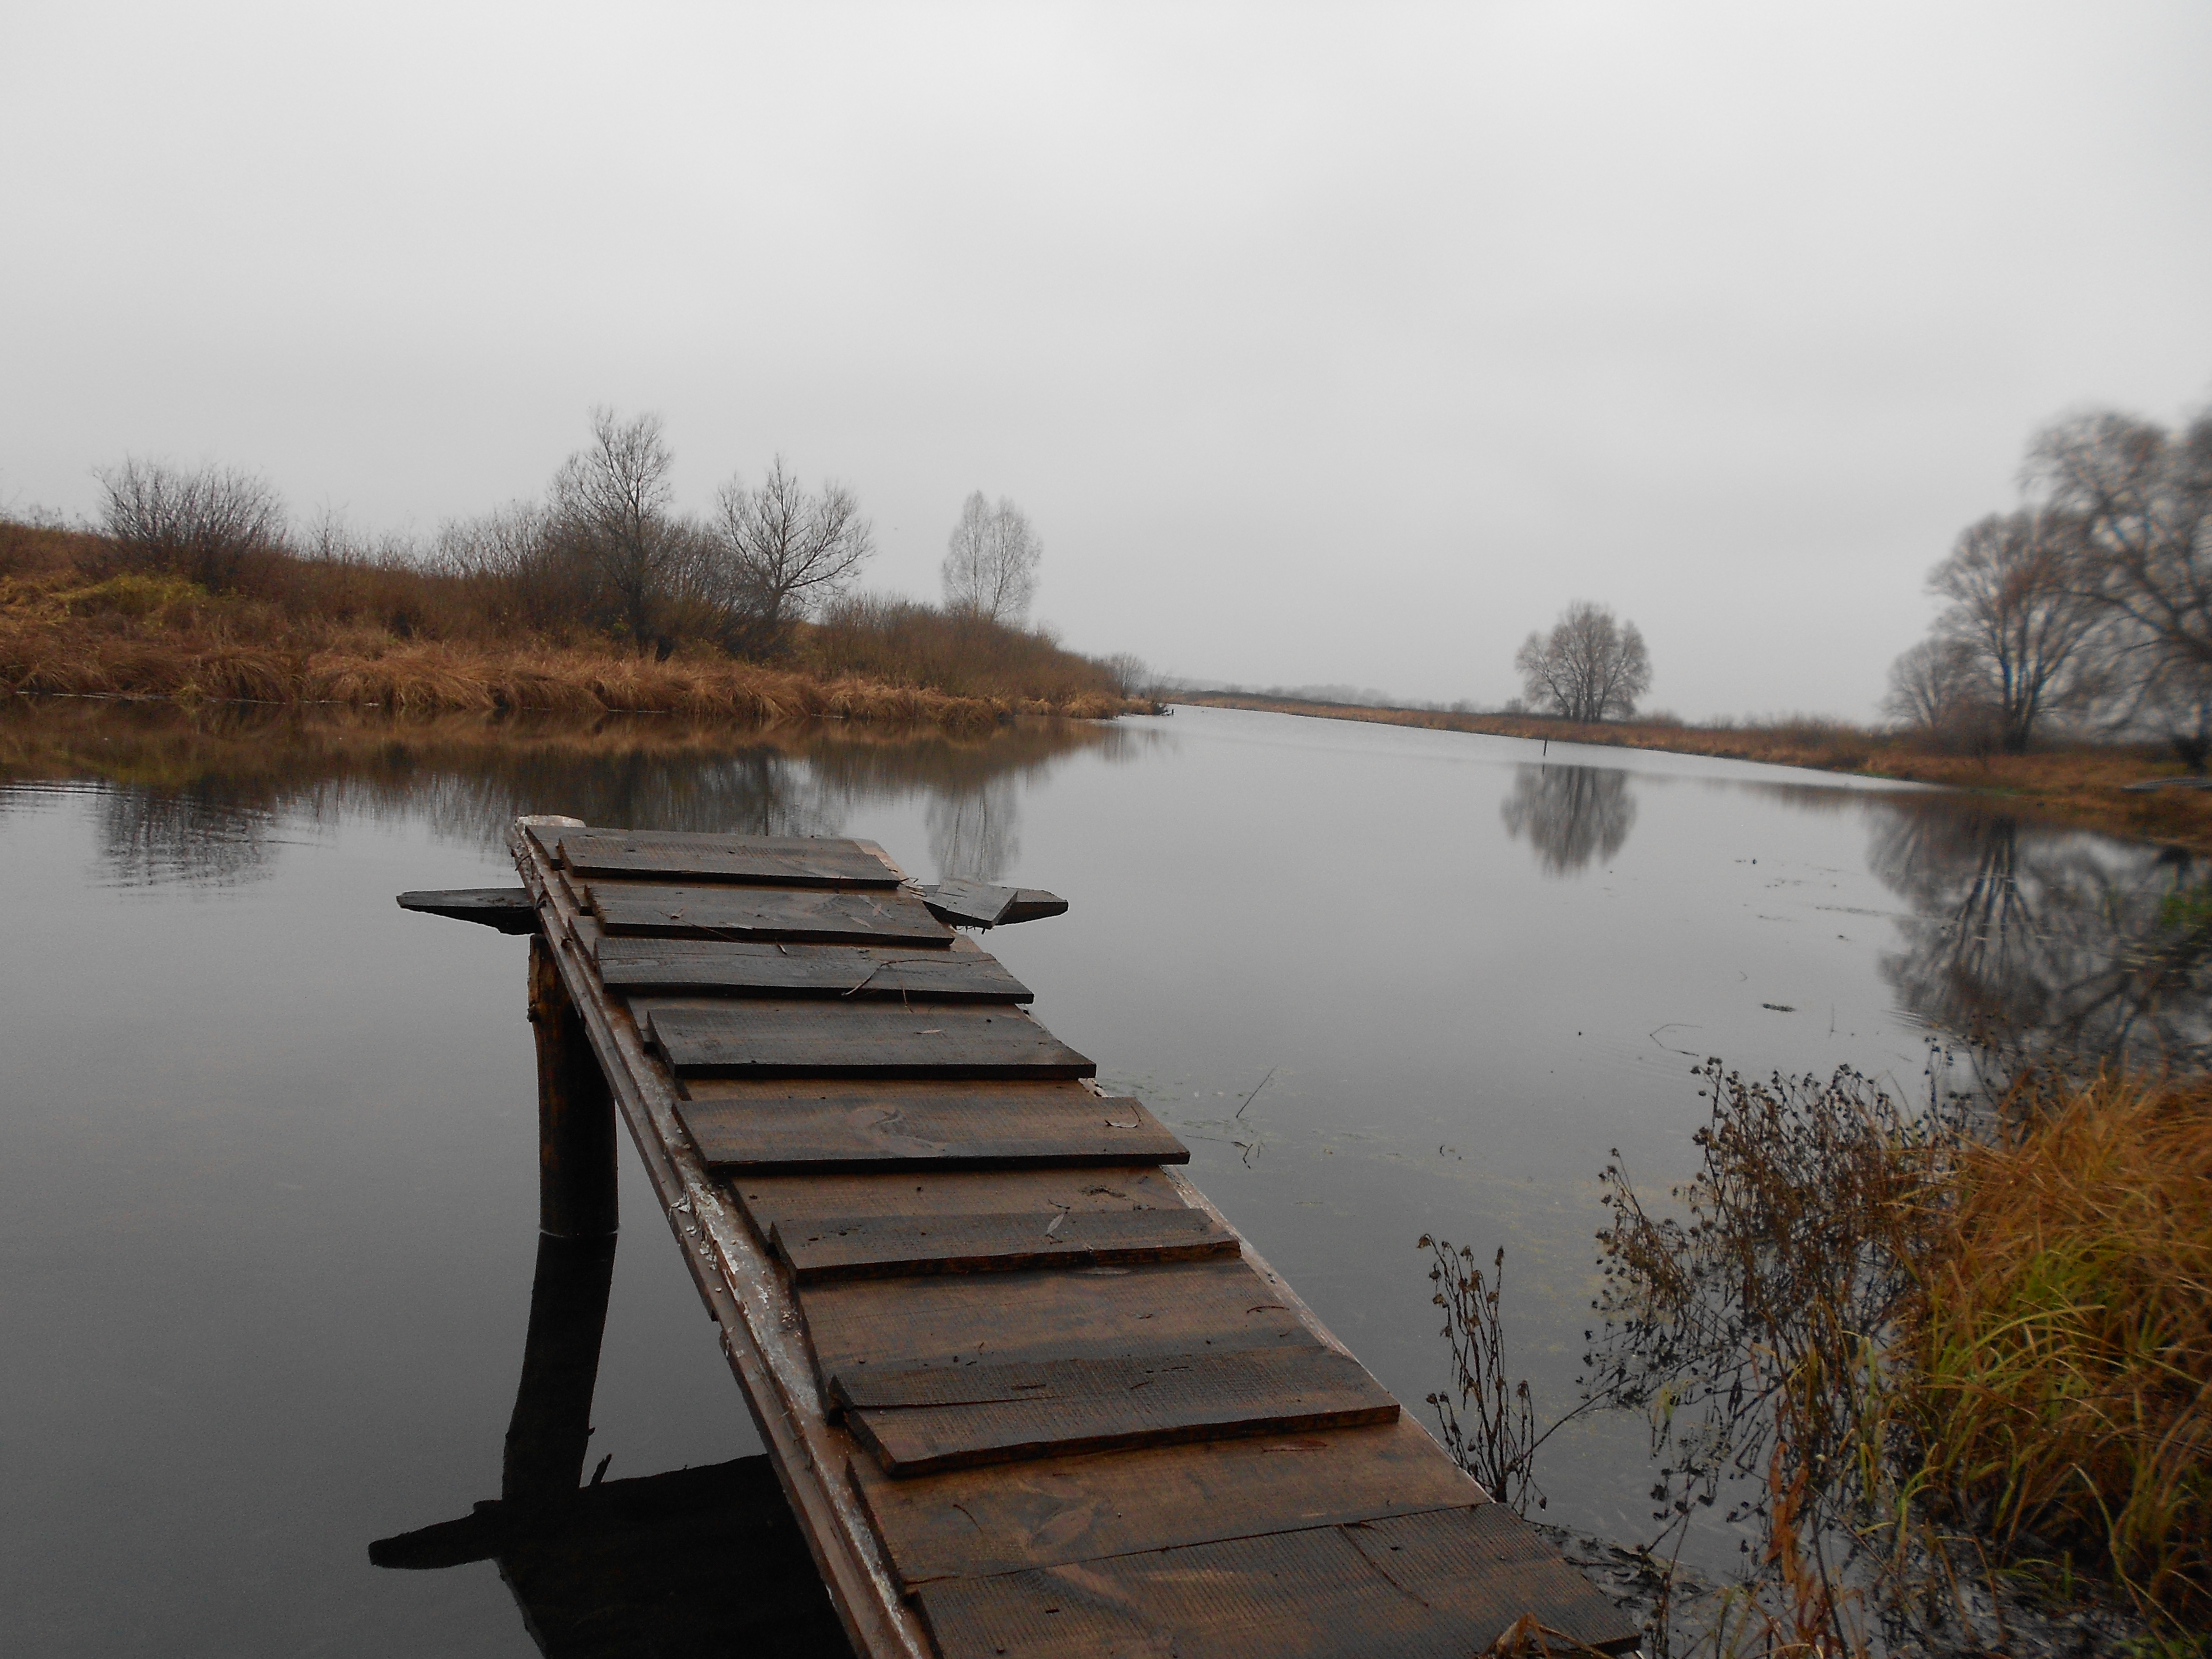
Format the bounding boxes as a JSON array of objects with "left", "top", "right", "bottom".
[
  {"left": 0, "top": 565, "right": 1141, "bottom": 731},
  {"left": 1583, "top": 1058, "right": 2212, "bottom": 1645},
  {"left": 1181, "top": 692, "right": 2212, "bottom": 853},
  {"left": 1910, "top": 1072, "right": 2212, "bottom": 1616}
]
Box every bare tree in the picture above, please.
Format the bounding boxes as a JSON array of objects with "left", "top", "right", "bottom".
[
  {"left": 1100, "top": 652, "right": 1151, "bottom": 698},
  {"left": 711, "top": 457, "right": 875, "bottom": 655},
  {"left": 1513, "top": 601, "right": 1651, "bottom": 722},
  {"left": 96, "top": 459, "right": 286, "bottom": 591},
  {"left": 941, "top": 492, "right": 1041, "bottom": 623},
  {"left": 1926, "top": 509, "right": 2106, "bottom": 752},
  {"left": 549, "top": 408, "right": 688, "bottom": 651},
  {"left": 1882, "top": 635, "right": 1988, "bottom": 741},
  {"left": 2030, "top": 407, "right": 2212, "bottom": 758}
]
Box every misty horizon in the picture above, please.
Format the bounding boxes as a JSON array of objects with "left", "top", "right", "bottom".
[{"left": 6, "top": 3, "right": 2209, "bottom": 720}]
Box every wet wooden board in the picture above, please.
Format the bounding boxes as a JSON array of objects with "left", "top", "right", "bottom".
[
  {"left": 733, "top": 1167, "right": 1190, "bottom": 1240},
  {"left": 771, "top": 1209, "right": 1237, "bottom": 1282},
  {"left": 916, "top": 882, "right": 1072, "bottom": 929},
  {"left": 918, "top": 879, "right": 1017, "bottom": 927},
  {"left": 395, "top": 886, "right": 540, "bottom": 934},
  {"left": 916, "top": 1504, "right": 1643, "bottom": 1658},
  {"left": 646, "top": 1003, "right": 1094, "bottom": 1079},
  {"left": 677, "top": 1087, "right": 1187, "bottom": 1172},
  {"left": 560, "top": 829, "right": 901, "bottom": 888},
  {"left": 588, "top": 882, "right": 954, "bottom": 945},
  {"left": 849, "top": 1416, "right": 1480, "bottom": 1588},
  {"left": 596, "top": 939, "right": 1032, "bottom": 1002},
  {"left": 998, "top": 889, "right": 1070, "bottom": 925},
  {"left": 835, "top": 1346, "right": 1397, "bottom": 1476},
  {"left": 802, "top": 1256, "right": 1315, "bottom": 1381}
]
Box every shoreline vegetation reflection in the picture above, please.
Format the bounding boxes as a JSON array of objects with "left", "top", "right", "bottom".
[
  {"left": 1449, "top": 772, "right": 2212, "bottom": 1651},
  {"left": 0, "top": 698, "right": 1157, "bottom": 888},
  {"left": 11, "top": 699, "right": 2210, "bottom": 1655}
]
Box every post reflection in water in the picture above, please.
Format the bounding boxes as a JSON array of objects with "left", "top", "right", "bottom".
[
  {"left": 370, "top": 1232, "right": 854, "bottom": 1657},
  {"left": 1498, "top": 762, "right": 1637, "bottom": 876},
  {"left": 1871, "top": 800, "right": 2212, "bottom": 1068}
]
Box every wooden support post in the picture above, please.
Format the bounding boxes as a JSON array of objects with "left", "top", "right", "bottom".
[
  {"left": 501, "top": 1231, "right": 618, "bottom": 1506},
  {"left": 528, "top": 934, "right": 620, "bottom": 1240}
]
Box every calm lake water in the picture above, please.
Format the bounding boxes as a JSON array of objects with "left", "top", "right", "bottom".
[{"left": 3, "top": 698, "right": 2201, "bottom": 1655}]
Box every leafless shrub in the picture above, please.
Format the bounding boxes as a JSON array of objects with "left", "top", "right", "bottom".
[
  {"left": 95, "top": 459, "right": 286, "bottom": 591},
  {"left": 711, "top": 457, "right": 875, "bottom": 657}
]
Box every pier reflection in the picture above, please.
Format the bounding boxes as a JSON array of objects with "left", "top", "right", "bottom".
[
  {"left": 370, "top": 1231, "right": 853, "bottom": 1657},
  {"left": 1499, "top": 762, "right": 1637, "bottom": 876}
]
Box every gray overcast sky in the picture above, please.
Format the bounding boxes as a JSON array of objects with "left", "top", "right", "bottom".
[{"left": 5, "top": 3, "right": 2208, "bottom": 719}]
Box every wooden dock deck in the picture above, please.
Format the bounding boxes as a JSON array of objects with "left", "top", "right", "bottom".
[{"left": 405, "top": 818, "right": 1640, "bottom": 1658}]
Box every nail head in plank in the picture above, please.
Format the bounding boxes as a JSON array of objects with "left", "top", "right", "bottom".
[
  {"left": 562, "top": 830, "right": 903, "bottom": 889},
  {"left": 916, "top": 1504, "right": 1642, "bottom": 1658},
  {"left": 835, "top": 1346, "right": 1397, "bottom": 1477},
  {"left": 801, "top": 1256, "right": 1315, "bottom": 1381},
  {"left": 597, "top": 939, "right": 1032, "bottom": 1001},
  {"left": 677, "top": 1088, "right": 1186, "bottom": 1172},
  {"left": 848, "top": 1415, "right": 1481, "bottom": 1588},
  {"left": 647, "top": 1003, "right": 1094, "bottom": 1080},
  {"left": 771, "top": 1209, "right": 1238, "bottom": 1282},
  {"left": 589, "top": 882, "right": 955, "bottom": 945}
]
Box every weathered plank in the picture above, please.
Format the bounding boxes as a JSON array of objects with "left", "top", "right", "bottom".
[
  {"left": 589, "top": 882, "right": 954, "bottom": 945},
  {"left": 802, "top": 1256, "right": 1315, "bottom": 1381},
  {"left": 918, "top": 880, "right": 1017, "bottom": 927},
  {"left": 733, "top": 1166, "right": 1191, "bottom": 1238},
  {"left": 646, "top": 1002, "right": 1094, "bottom": 1080},
  {"left": 562, "top": 829, "right": 902, "bottom": 889},
  {"left": 836, "top": 1346, "right": 1397, "bottom": 1476},
  {"left": 848, "top": 1416, "right": 1481, "bottom": 1588},
  {"left": 1000, "top": 889, "right": 1070, "bottom": 926},
  {"left": 771, "top": 1209, "right": 1237, "bottom": 1282},
  {"left": 677, "top": 1086, "right": 1187, "bottom": 1172},
  {"left": 916, "top": 882, "right": 1073, "bottom": 929},
  {"left": 597, "top": 938, "right": 1032, "bottom": 1001},
  {"left": 916, "top": 1505, "right": 1643, "bottom": 1658},
  {"left": 396, "top": 886, "right": 540, "bottom": 934}
]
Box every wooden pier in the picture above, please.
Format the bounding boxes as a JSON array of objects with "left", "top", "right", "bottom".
[{"left": 397, "top": 820, "right": 1640, "bottom": 1658}]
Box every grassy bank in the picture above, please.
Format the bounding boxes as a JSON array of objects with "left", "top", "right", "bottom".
[
  {"left": 1564, "top": 1060, "right": 2212, "bottom": 1651},
  {"left": 1177, "top": 692, "right": 2212, "bottom": 853},
  {"left": 0, "top": 521, "right": 1144, "bottom": 730}
]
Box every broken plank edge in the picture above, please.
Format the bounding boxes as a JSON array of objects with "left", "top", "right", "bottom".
[{"left": 395, "top": 887, "right": 540, "bottom": 934}]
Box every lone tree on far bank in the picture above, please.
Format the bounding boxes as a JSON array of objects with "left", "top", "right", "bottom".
[
  {"left": 1515, "top": 601, "right": 1652, "bottom": 721},
  {"left": 941, "top": 492, "right": 1041, "bottom": 623}
]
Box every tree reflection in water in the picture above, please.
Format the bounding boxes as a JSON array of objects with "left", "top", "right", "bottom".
[
  {"left": 1499, "top": 762, "right": 1636, "bottom": 876},
  {"left": 0, "top": 701, "right": 1154, "bottom": 890},
  {"left": 1873, "top": 800, "right": 2212, "bottom": 1068}
]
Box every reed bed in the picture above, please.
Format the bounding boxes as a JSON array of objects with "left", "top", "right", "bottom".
[
  {"left": 1560, "top": 1059, "right": 2212, "bottom": 1651},
  {"left": 0, "top": 572, "right": 1138, "bottom": 730},
  {"left": 1911, "top": 1073, "right": 2212, "bottom": 1618}
]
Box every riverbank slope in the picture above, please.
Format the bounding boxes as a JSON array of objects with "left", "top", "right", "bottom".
[{"left": 0, "top": 538, "right": 1143, "bottom": 730}]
